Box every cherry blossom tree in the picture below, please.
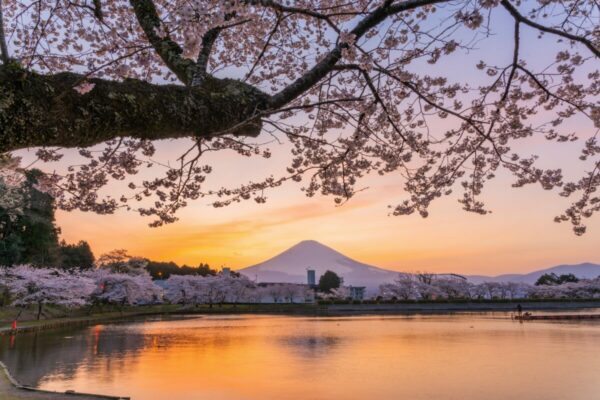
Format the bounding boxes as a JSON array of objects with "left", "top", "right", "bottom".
[
  {"left": 430, "top": 277, "right": 473, "bottom": 299},
  {"left": 2, "top": 265, "right": 96, "bottom": 318},
  {"left": 163, "top": 275, "right": 200, "bottom": 304},
  {"left": 223, "top": 275, "right": 256, "bottom": 303},
  {"left": 380, "top": 273, "right": 419, "bottom": 299},
  {"left": 0, "top": 1, "right": 597, "bottom": 232},
  {"left": 379, "top": 274, "right": 447, "bottom": 300},
  {"left": 87, "top": 269, "right": 163, "bottom": 305},
  {"left": 326, "top": 286, "right": 352, "bottom": 300},
  {"left": 279, "top": 283, "right": 314, "bottom": 302},
  {"left": 163, "top": 273, "right": 258, "bottom": 305},
  {"left": 262, "top": 283, "right": 286, "bottom": 303},
  {"left": 528, "top": 278, "right": 600, "bottom": 299},
  {"left": 378, "top": 273, "right": 536, "bottom": 300},
  {"left": 200, "top": 275, "right": 231, "bottom": 305},
  {"left": 245, "top": 285, "right": 266, "bottom": 303}
]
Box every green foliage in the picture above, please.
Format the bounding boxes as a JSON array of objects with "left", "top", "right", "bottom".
[
  {"left": 535, "top": 273, "right": 580, "bottom": 286},
  {"left": 145, "top": 260, "right": 217, "bottom": 279},
  {"left": 0, "top": 231, "right": 24, "bottom": 266},
  {"left": 59, "top": 240, "right": 95, "bottom": 270},
  {"left": 0, "top": 169, "right": 60, "bottom": 266},
  {"left": 318, "top": 270, "right": 342, "bottom": 293},
  {"left": 195, "top": 263, "right": 218, "bottom": 277}
]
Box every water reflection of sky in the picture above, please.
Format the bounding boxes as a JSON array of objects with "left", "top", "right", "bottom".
[{"left": 2, "top": 314, "right": 600, "bottom": 400}]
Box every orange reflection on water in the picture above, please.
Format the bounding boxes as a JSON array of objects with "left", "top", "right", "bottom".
[{"left": 4, "top": 314, "right": 600, "bottom": 400}]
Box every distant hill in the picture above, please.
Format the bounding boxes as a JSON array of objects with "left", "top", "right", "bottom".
[
  {"left": 238, "top": 240, "right": 600, "bottom": 290},
  {"left": 466, "top": 263, "right": 600, "bottom": 284},
  {"left": 238, "top": 240, "right": 400, "bottom": 293}
]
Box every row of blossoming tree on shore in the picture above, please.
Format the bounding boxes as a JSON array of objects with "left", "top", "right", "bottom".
[
  {"left": 2, "top": 267, "right": 600, "bottom": 320},
  {"left": 0, "top": 265, "right": 316, "bottom": 319},
  {"left": 378, "top": 274, "right": 600, "bottom": 301}
]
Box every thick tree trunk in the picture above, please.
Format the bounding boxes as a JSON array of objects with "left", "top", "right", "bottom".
[{"left": 0, "top": 64, "right": 269, "bottom": 153}]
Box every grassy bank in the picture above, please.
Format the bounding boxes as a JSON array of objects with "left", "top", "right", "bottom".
[
  {"left": 0, "top": 304, "right": 183, "bottom": 336},
  {"left": 0, "top": 304, "right": 178, "bottom": 325},
  {"left": 0, "top": 303, "right": 325, "bottom": 335}
]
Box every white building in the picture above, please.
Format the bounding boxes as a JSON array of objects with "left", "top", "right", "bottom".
[{"left": 348, "top": 286, "right": 366, "bottom": 301}]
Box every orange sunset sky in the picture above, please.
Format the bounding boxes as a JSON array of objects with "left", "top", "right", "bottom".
[{"left": 48, "top": 133, "right": 600, "bottom": 277}]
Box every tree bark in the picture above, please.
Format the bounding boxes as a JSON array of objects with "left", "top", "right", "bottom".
[{"left": 0, "top": 64, "right": 269, "bottom": 153}]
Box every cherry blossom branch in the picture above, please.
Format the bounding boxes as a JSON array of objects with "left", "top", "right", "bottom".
[
  {"left": 244, "top": 12, "right": 283, "bottom": 82},
  {"left": 501, "top": 0, "right": 599, "bottom": 58},
  {"left": 192, "top": 16, "right": 250, "bottom": 86},
  {"left": 0, "top": 67, "right": 269, "bottom": 152},
  {"left": 500, "top": 20, "right": 520, "bottom": 103},
  {"left": 92, "top": 0, "right": 103, "bottom": 21},
  {"left": 250, "top": 0, "right": 343, "bottom": 33},
  {"left": 129, "top": 0, "right": 196, "bottom": 84},
  {"left": 2, "top": 0, "right": 598, "bottom": 232},
  {"left": 268, "top": 0, "right": 450, "bottom": 108}
]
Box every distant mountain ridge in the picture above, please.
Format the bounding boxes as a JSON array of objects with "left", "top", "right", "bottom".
[
  {"left": 238, "top": 240, "right": 600, "bottom": 290},
  {"left": 466, "top": 263, "right": 600, "bottom": 284}
]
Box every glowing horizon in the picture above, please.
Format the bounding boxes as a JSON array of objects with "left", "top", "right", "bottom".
[{"left": 55, "top": 163, "right": 600, "bottom": 277}]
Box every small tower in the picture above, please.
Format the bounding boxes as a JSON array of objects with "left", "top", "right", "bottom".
[{"left": 307, "top": 269, "right": 316, "bottom": 287}]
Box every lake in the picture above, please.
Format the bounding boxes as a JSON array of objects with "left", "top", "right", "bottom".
[{"left": 2, "top": 313, "right": 600, "bottom": 399}]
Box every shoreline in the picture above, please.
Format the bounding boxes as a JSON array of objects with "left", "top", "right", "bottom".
[
  {"left": 0, "top": 361, "right": 128, "bottom": 400},
  {"left": 3, "top": 300, "right": 600, "bottom": 337},
  {"left": 319, "top": 300, "right": 600, "bottom": 315},
  {"left": 0, "top": 305, "right": 183, "bottom": 337}
]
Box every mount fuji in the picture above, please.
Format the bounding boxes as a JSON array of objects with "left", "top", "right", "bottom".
[{"left": 238, "top": 240, "right": 400, "bottom": 292}]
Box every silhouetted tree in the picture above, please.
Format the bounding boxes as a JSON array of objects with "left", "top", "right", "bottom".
[
  {"left": 0, "top": 231, "right": 23, "bottom": 267},
  {"left": 145, "top": 261, "right": 217, "bottom": 280},
  {"left": 59, "top": 240, "right": 95, "bottom": 270},
  {"left": 0, "top": 170, "right": 60, "bottom": 267},
  {"left": 318, "top": 270, "right": 342, "bottom": 293},
  {"left": 145, "top": 261, "right": 181, "bottom": 280},
  {"left": 195, "top": 263, "right": 217, "bottom": 277},
  {"left": 535, "top": 273, "right": 579, "bottom": 286}
]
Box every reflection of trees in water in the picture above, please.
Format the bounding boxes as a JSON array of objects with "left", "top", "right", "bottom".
[
  {"left": 279, "top": 335, "right": 342, "bottom": 359},
  {"left": 0, "top": 318, "right": 253, "bottom": 387},
  {"left": 0, "top": 324, "right": 150, "bottom": 386}
]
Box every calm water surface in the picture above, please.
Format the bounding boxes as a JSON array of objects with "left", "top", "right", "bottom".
[{"left": 2, "top": 313, "right": 600, "bottom": 400}]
